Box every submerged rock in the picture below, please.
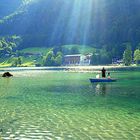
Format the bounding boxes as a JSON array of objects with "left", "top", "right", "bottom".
[{"left": 2, "top": 72, "right": 13, "bottom": 77}]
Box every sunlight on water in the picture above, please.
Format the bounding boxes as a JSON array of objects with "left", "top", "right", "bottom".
[{"left": 0, "top": 71, "right": 140, "bottom": 139}]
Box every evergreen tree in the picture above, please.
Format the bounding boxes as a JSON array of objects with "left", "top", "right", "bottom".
[
  {"left": 123, "top": 45, "right": 132, "bottom": 66},
  {"left": 134, "top": 49, "right": 140, "bottom": 64}
]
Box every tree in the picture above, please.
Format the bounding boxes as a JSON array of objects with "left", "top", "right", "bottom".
[
  {"left": 91, "top": 54, "right": 100, "bottom": 65},
  {"left": 0, "top": 40, "right": 4, "bottom": 57},
  {"left": 5, "top": 46, "right": 12, "bottom": 54},
  {"left": 12, "top": 58, "right": 18, "bottom": 67},
  {"left": 123, "top": 45, "right": 132, "bottom": 66},
  {"left": 18, "top": 56, "right": 23, "bottom": 65},
  {"left": 55, "top": 52, "right": 63, "bottom": 66},
  {"left": 70, "top": 46, "right": 79, "bottom": 54},
  {"left": 0, "top": 41, "right": 2, "bottom": 48},
  {"left": 61, "top": 46, "right": 70, "bottom": 55},
  {"left": 44, "top": 51, "right": 55, "bottom": 66},
  {"left": 136, "top": 43, "right": 140, "bottom": 49},
  {"left": 91, "top": 48, "right": 112, "bottom": 65},
  {"left": 0, "top": 39, "right": 8, "bottom": 56},
  {"left": 134, "top": 49, "right": 140, "bottom": 64},
  {"left": 0, "top": 36, "right": 22, "bottom": 57},
  {"left": 43, "top": 50, "right": 63, "bottom": 66},
  {"left": 91, "top": 49, "right": 99, "bottom": 65},
  {"left": 53, "top": 46, "right": 62, "bottom": 55},
  {"left": 11, "top": 57, "right": 23, "bottom": 66},
  {"left": 100, "top": 49, "right": 112, "bottom": 64}
]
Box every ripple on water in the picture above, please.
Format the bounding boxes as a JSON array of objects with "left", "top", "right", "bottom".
[{"left": 0, "top": 71, "right": 140, "bottom": 139}]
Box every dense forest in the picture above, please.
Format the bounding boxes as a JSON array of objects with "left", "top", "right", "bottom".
[{"left": 0, "top": 0, "right": 140, "bottom": 66}]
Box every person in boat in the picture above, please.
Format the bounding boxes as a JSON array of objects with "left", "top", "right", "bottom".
[
  {"left": 101, "top": 67, "right": 106, "bottom": 78},
  {"left": 96, "top": 73, "right": 100, "bottom": 79},
  {"left": 107, "top": 72, "right": 111, "bottom": 79}
]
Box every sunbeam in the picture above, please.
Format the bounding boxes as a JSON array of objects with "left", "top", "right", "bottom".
[
  {"left": 66, "top": 0, "right": 82, "bottom": 43},
  {"left": 0, "top": 1, "right": 140, "bottom": 139},
  {"left": 49, "top": 0, "right": 106, "bottom": 45}
]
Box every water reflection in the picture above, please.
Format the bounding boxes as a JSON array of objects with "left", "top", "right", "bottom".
[
  {"left": 0, "top": 77, "right": 13, "bottom": 98},
  {"left": 3, "top": 77, "right": 12, "bottom": 88},
  {"left": 95, "top": 83, "right": 107, "bottom": 96},
  {"left": 91, "top": 83, "right": 111, "bottom": 96}
]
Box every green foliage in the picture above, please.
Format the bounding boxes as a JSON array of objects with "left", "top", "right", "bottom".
[
  {"left": 11, "top": 56, "right": 23, "bottom": 66},
  {"left": 134, "top": 49, "right": 140, "bottom": 64},
  {"left": 0, "top": 0, "right": 140, "bottom": 57},
  {"left": 0, "top": 41, "right": 3, "bottom": 48},
  {"left": 136, "top": 43, "right": 140, "bottom": 49},
  {"left": 56, "top": 51, "right": 62, "bottom": 57},
  {"left": 70, "top": 46, "right": 80, "bottom": 54},
  {"left": 91, "top": 55, "right": 100, "bottom": 65},
  {"left": 18, "top": 56, "right": 23, "bottom": 65},
  {"left": 61, "top": 46, "right": 70, "bottom": 55},
  {"left": 43, "top": 50, "right": 63, "bottom": 66},
  {"left": 55, "top": 52, "right": 63, "bottom": 66},
  {"left": 12, "top": 58, "right": 18, "bottom": 67},
  {"left": 61, "top": 45, "right": 93, "bottom": 55},
  {"left": 0, "top": 35, "right": 22, "bottom": 57},
  {"left": 21, "top": 47, "right": 51, "bottom": 55},
  {"left": 123, "top": 44, "right": 132, "bottom": 66},
  {"left": 100, "top": 49, "right": 112, "bottom": 64},
  {"left": 43, "top": 51, "right": 54, "bottom": 66},
  {"left": 91, "top": 48, "right": 112, "bottom": 65}
]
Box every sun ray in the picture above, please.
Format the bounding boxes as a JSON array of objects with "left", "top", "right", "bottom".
[{"left": 49, "top": 0, "right": 106, "bottom": 46}]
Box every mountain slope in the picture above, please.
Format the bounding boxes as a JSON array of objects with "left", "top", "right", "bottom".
[
  {"left": 0, "top": 0, "right": 140, "bottom": 50},
  {"left": 0, "top": 0, "right": 22, "bottom": 18}
]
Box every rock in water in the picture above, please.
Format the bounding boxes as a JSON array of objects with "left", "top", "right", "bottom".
[{"left": 2, "top": 72, "right": 13, "bottom": 77}]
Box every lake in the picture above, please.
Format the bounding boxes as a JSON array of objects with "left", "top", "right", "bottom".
[{"left": 0, "top": 70, "right": 140, "bottom": 139}]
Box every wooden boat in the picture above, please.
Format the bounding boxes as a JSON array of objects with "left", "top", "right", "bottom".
[{"left": 90, "top": 78, "right": 117, "bottom": 83}]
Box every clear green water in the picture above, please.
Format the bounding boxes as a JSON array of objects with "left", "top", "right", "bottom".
[{"left": 0, "top": 71, "right": 140, "bottom": 140}]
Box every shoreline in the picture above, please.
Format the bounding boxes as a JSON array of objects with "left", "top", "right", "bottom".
[{"left": 0, "top": 65, "right": 140, "bottom": 72}]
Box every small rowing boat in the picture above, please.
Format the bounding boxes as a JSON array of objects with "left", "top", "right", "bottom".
[{"left": 90, "top": 78, "right": 117, "bottom": 83}]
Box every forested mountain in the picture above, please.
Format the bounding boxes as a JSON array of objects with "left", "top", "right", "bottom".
[{"left": 0, "top": 0, "right": 140, "bottom": 55}]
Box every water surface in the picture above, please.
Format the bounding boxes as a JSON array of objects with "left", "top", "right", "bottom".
[{"left": 0, "top": 70, "right": 140, "bottom": 139}]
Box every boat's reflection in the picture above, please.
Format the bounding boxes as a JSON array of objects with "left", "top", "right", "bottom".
[{"left": 91, "top": 83, "right": 111, "bottom": 96}]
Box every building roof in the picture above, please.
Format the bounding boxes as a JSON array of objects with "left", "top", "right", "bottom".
[{"left": 64, "top": 54, "right": 82, "bottom": 57}]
